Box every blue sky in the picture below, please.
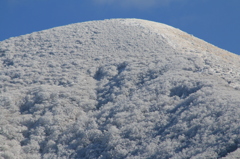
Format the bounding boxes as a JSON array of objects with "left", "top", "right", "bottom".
[{"left": 1, "top": 0, "right": 240, "bottom": 55}]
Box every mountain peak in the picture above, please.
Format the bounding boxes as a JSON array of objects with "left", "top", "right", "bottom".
[{"left": 0, "top": 19, "right": 240, "bottom": 158}]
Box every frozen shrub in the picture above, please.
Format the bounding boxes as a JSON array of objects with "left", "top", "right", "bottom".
[{"left": 1, "top": 19, "right": 240, "bottom": 158}]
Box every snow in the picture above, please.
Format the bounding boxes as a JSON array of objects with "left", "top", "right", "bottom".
[{"left": 1, "top": 18, "right": 240, "bottom": 158}]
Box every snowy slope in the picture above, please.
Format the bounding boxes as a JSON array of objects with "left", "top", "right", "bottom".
[{"left": 1, "top": 19, "right": 240, "bottom": 159}]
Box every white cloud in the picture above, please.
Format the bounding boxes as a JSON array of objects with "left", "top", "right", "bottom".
[{"left": 93, "top": 0, "right": 186, "bottom": 9}]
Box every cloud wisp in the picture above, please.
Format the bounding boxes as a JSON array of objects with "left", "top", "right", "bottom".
[{"left": 93, "top": 0, "right": 185, "bottom": 9}]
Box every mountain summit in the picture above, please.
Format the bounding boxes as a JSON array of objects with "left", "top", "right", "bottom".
[{"left": 1, "top": 19, "right": 240, "bottom": 158}]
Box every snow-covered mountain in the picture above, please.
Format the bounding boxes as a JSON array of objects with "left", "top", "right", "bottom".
[{"left": 1, "top": 19, "right": 240, "bottom": 159}]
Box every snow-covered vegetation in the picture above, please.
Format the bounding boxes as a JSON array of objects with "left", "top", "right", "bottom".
[{"left": 1, "top": 19, "right": 240, "bottom": 158}]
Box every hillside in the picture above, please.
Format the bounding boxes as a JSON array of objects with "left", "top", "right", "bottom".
[{"left": 1, "top": 19, "right": 240, "bottom": 158}]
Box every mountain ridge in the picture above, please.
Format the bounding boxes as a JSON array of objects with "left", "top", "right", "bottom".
[{"left": 1, "top": 19, "right": 240, "bottom": 158}]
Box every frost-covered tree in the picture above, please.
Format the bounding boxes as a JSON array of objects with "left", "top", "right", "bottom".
[{"left": 1, "top": 19, "right": 240, "bottom": 158}]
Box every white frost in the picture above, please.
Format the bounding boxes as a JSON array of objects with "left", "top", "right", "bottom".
[{"left": 1, "top": 19, "right": 240, "bottom": 158}]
